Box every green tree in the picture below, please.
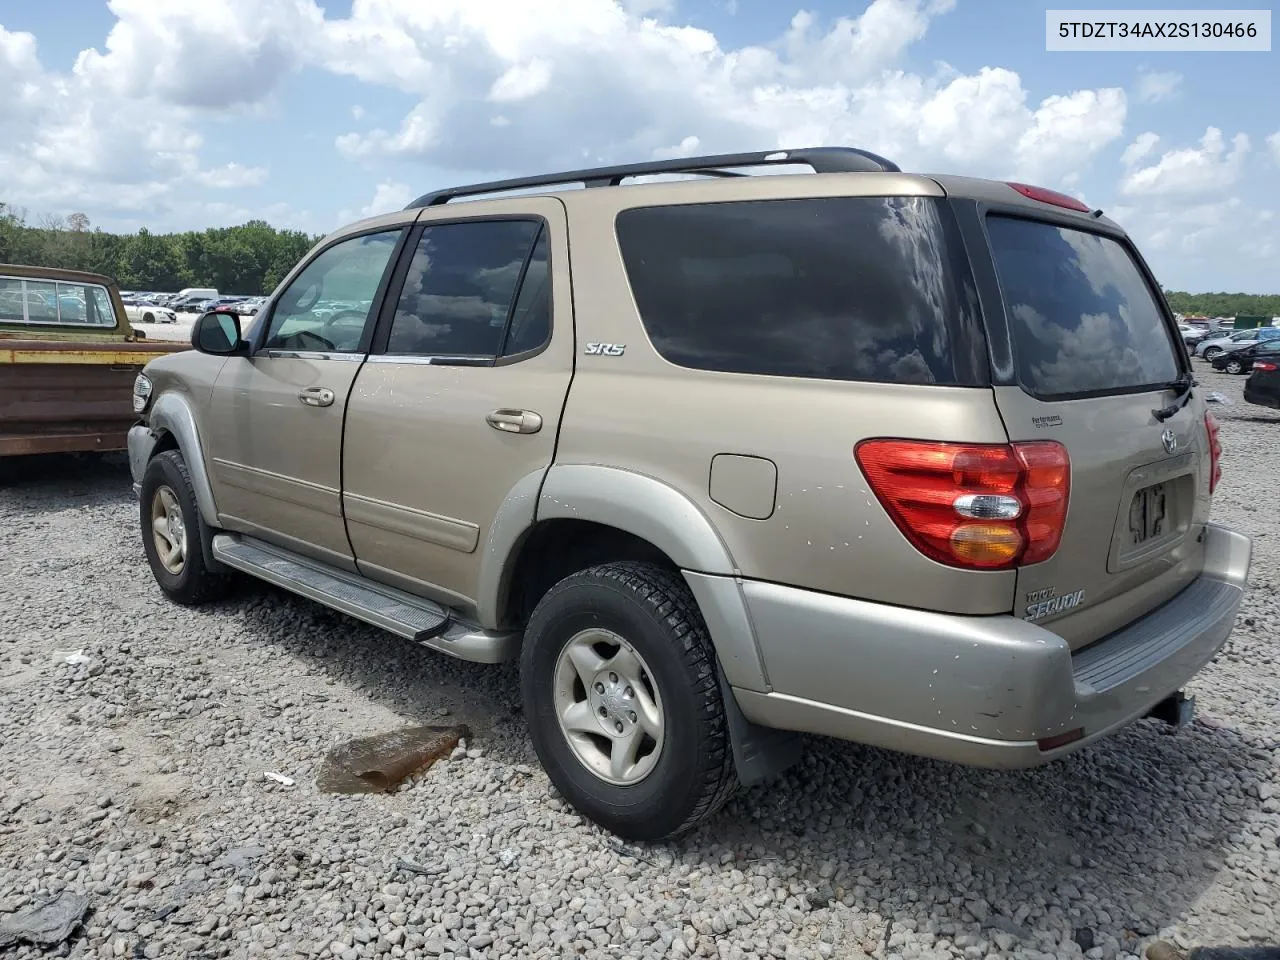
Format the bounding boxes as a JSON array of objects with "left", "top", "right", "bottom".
[
  {"left": 119, "top": 228, "right": 184, "bottom": 291},
  {"left": 0, "top": 209, "right": 323, "bottom": 294},
  {"left": 1163, "top": 289, "right": 1280, "bottom": 317}
]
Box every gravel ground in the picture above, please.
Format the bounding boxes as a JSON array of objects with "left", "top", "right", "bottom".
[{"left": 1, "top": 367, "right": 1277, "bottom": 960}]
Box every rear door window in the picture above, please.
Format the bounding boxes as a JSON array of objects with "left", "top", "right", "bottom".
[
  {"left": 986, "top": 216, "right": 1180, "bottom": 398},
  {"left": 384, "top": 219, "right": 544, "bottom": 358},
  {"left": 615, "top": 197, "right": 986, "bottom": 386}
]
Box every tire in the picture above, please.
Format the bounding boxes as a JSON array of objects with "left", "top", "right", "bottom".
[
  {"left": 139, "top": 450, "right": 232, "bottom": 606},
  {"left": 520, "top": 561, "right": 739, "bottom": 841},
  {"left": 1226, "top": 359, "right": 1244, "bottom": 375},
  {"left": 1203, "top": 347, "right": 1222, "bottom": 361},
  {"left": 142, "top": 312, "right": 154, "bottom": 323}
]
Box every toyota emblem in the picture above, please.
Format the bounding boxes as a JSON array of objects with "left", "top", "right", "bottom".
[{"left": 1161, "top": 428, "right": 1177, "bottom": 454}]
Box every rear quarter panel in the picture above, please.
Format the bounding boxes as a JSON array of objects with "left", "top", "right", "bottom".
[{"left": 554, "top": 177, "right": 1017, "bottom": 616}]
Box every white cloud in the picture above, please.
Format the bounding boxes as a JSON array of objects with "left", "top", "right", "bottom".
[
  {"left": 488, "top": 59, "right": 554, "bottom": 103},
  {"left": 19, "top": 0, "right": 1269, "bottom": 273},
  {"left": 72, "top": 0, "right": 324, "bottom": 109},
  {"left": 1120, "top": 126, "right": 1250, "bottom": 197},
  {"left": 651, "top": 135, "right": 701, "bottom": 159},
  {"left": 361, "top": 182, "right": 413, "bottom": 218},
  {"left": 320, "top": 0, "right": 1123, "bottom": 187},
  {"left": 0, "top": 18, "right": 283, "bottom": 223},
  {"left": 1135, "top": 69, "right": 1181, "bottom": 103},
  {"left": 192, "top": 162, "right": 269, "bottom": 189},
  {"left": 2, "top": 0, "right": 1131, "bottom": 219},
  {"left": 1121, "top": 132, "right": 1160, "bottom": 168},
  {"left": 0, "top": 27, "right": 42, "bottom": 119}
]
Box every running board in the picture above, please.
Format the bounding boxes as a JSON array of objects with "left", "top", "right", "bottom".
[{"left": 210, "top": 534, "right": 518, "bottom": 663}]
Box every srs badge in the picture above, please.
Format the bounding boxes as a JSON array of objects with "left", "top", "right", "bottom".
[{"left": 1024, "top": 586, "right": 1086, "bottom": 622}]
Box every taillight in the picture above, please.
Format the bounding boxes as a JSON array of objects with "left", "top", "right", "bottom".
[
  {"left": 1005, "top": 182, "right": 1091, "bottom": 213},
  {"left": 854, "top": 440, "right": 1070, "bottom": 571},
  {"left": 1205, "top": 412, "right": 1223, "bottom": 495},
  {"left": 1255, "top": 361, "right": 1278, "bottom": 372}
]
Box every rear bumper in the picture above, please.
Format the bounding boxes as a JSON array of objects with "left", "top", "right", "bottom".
[{"left": 734, "top": 523, "right": 1251, "bottom": 768}]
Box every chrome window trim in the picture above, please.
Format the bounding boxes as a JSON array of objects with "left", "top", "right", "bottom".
[
  {"left": 365, "top": 354, "right": 495, "bottom": 366},
  {"left": 260, "top": 350, "right": 365, "bottom": 362}
]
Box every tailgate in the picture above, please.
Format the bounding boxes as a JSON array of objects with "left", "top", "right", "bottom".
[{"left": 983, "top": 215, "right": 1211, "bottom": 650}]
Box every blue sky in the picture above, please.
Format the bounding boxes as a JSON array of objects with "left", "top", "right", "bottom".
[{"left": 0, "top": 0, "right": 1276, "bottom": 292}]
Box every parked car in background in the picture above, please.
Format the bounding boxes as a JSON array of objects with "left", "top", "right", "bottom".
[
  {"left": 1211, "top": 339, "right": 1280, "bottom": 375},
  {"left": 1195, "top": 326, "right": 1280, "bottom": 361},
  {"left": 174, "top": 286, "right": 219, "bottom": 303},
  {"left": 1243, "top": 351, "right": 1280, "bottom": 410},
  {"left": 1178, "top": 323, "right": 1206, "bottom": 349},
  {"left": 174, "top": 296, "right": 214, "bottom": 314},
  {"left": 123, "top": 301, "right": 178, "bottom": 324},
  {"left": 127, "top": 147, "right": 1250, "bottom": 841}
]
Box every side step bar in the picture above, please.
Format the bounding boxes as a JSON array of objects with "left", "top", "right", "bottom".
[{"left": 210, "top": 534, "right": 518, "bottom": 664}]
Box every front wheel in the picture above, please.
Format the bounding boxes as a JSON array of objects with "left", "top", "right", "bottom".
[
  {"left": 1203, "top": 347, "right": 1223, "bottom": 361},
  {"left": 520, "top": 562, "right": 739, "bottom": 841},
  {"left": 139, "top": 450, "right": 232, "bottom": 605},
  {"left": 142, "top": 312, "right": 154, "bottom": 323},
  {"left": 1225, "top": 359, "right": 1244, "bottom": 374}
]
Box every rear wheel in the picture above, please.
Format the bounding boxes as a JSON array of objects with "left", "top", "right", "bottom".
[
  {"left": 520, "top": 561, "right": 739, "bottom": 841},
  {"left": 139, "top": 450, "right": 232, "bottom": 605},
  {"left": 1225, "top": 358, "right": 1244, "bottom": 374}
]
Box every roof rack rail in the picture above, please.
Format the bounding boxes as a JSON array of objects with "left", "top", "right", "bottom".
[{"left": 403, "top": 146, "right": 901, "bottom": 209}]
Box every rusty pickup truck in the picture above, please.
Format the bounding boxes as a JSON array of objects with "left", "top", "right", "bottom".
[{"left": 1, "top": 264, "right": 189, "bottom": 457}]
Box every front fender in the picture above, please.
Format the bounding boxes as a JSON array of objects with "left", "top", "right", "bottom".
[{"left": 145, "top": 391, "right": 220, "bottom": 528}]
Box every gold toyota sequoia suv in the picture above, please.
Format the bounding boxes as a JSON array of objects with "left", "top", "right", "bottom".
[{"left": 128, "top": 147, "right": 1252, "bottom": 840}]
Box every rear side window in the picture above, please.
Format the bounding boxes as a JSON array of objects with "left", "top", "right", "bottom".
[
  {"left": 615, "top": 197, "right": 986, "bottom": 386},
  {"left": 986, "top": 216, "right": 1180, "bottom": 398},
  {"left": 0, "top": 276, "right": 116, "bottom": 326}
]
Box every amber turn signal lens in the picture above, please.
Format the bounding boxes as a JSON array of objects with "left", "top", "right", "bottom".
[{"left": 949, "top": 524, "right": 1024, "bottom": 565}]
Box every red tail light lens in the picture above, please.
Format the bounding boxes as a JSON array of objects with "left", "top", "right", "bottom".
[
  {"left": 1255, "top": 361, "right": 1278, "bottom": 372},
  {"left": 854, "top": 440, "right": 1071, "bottom": 571},
  {"left": 1205, "top": 412, "right": 1223, "bottom": 495},
  {"left": 1005, "top": 182, "right": 1091, "bottom": 213}
]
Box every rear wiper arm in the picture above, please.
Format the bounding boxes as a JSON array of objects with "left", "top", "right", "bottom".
[{"left": 1152, "top": 373, "right": 1196, "bottom": 422}]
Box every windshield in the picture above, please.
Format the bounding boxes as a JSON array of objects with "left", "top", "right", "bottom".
[{"left": 986, "top": 216, "right": 1180, "bottom": 398}]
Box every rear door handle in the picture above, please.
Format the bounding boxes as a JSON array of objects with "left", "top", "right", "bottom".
[
  {"left": 298, "top": 387, "right": 335, "bottom": 407},
  {"left": 486, "top": 409, "right": 542, "bottom": 434}
]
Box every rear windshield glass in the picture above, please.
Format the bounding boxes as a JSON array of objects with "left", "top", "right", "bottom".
[
  {"left": 986, "top": 216, "right": 1180, "bottom": 397},
  {"left": 615, "top": 197, "right": 986, "bottom": 386}
]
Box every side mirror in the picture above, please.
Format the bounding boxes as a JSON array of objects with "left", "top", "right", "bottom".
[{"left": 192, "top": 311, "right": 247, "bottom": 356}]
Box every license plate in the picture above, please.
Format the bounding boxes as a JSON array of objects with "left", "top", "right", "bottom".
[{"left": 1128, "top": 482, "right": 1168, "bottom": 545}]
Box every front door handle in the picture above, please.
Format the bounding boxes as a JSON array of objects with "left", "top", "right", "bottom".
[
  {"left": 486, "top": 409, "right": 543, "bottom": 434},
  {"left": 298, "top": 387, "right": 335, "bottom": 407}
]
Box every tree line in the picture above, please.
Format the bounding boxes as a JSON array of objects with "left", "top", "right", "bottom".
[
  {"left": 1162, "top": 290, "right": 1280, "bottom": 318},
  {"left": 0, "top": 204, "right": 320, "bottom": 296}
]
